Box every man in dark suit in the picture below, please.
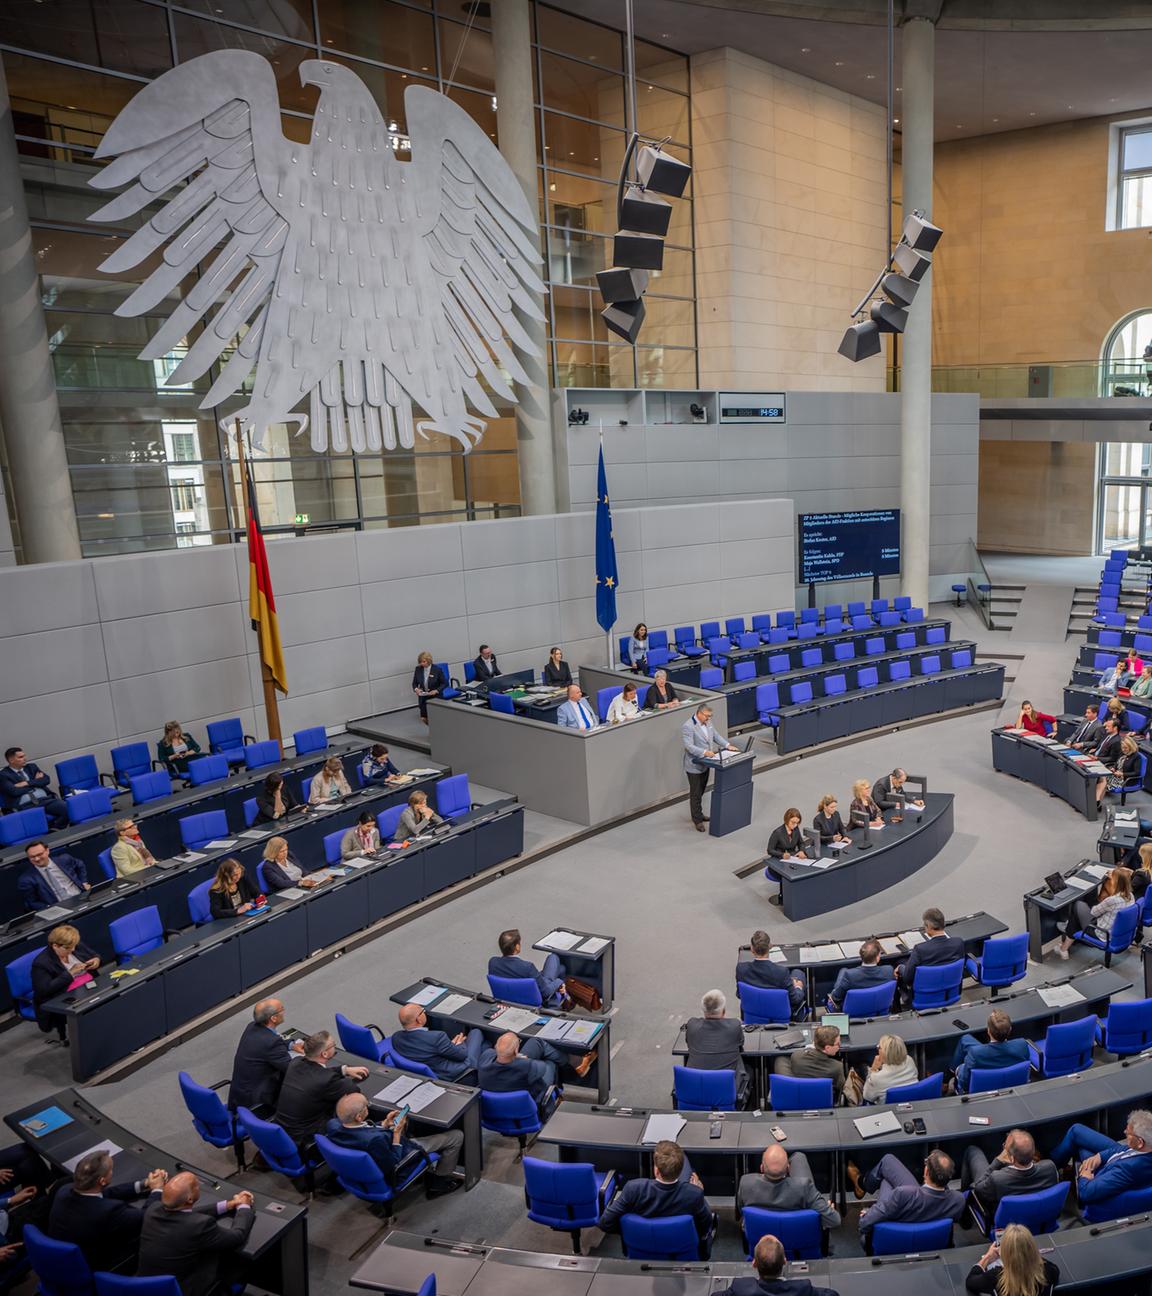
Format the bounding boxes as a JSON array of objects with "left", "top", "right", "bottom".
[
  {"left": 598, "top": 1140, "right": 714, "bottom": 1256},
  {"left": 272, "top": 1030, "right": 368, "bottom": 1149},
  {"left": 1049, "top": 1107, "right": 1152, "bottom": 1211},
  {"left": 1069, "top": 704, "right": 1104, "bottom": 750},
  {"left": 390, "top": 1003, "right": 486, "bottom": 1082},
  {"left": 826, "top": 939, "right": 894, "bottom": 1011},
  {"left": 852, "top": 1150, "right": 965, "bottom": 1251},
  {"left": 871, "top": 768, "right": 922, "bottom": 821},
  {"left": 895, "top": 907, "right": 965, "bottom": 1006},
  {"left": 714, "top": 1233, "right": 841, "bottom": 1296},
  {"left": 0, "top": 747, "right": 68, "bottom": 829},
  {"left": 952, "top": 1009, "right": 1031, "bottom": 1093},
  {"left": 1094, "top": 717, "right": 1124, "bottom": 767},
  {"left": 735, "top": 930, "right": 806, "bottom": 1018},
  {"left": 472, "top": 645, "right": 501, "bottom": 681},
  {"left": 136, "top": 1172, "right": 254, "bottom": 1296},
  {"left": 17, "top": 841, "right": 90, "bottom": 911},
  {"left": 684, "top": 989, "right": 747, "bottom": 1099},
  {"left": 736, "top": 1144, "right": 840, "bottom": 1232},
  {"left": 487, "top": 927, "right": 567, "bottom": 1007},
  {"left": 228, "top": 998, "right": 303, "bottom": 1113},
  {"left": 772, "top": 1024, "right": 846, "bottom": 1103},
  {"left": 48, "top": 1151, "right": 167, "bottom": 1272},
  {"left": 477, "top": 1030, "right": 567, "bottom": 1111},
  {"left": 961, "top": 1129, "right": 1058, "bottom": 1220},
  {"left": 325, "top": 1092, "right": 463, "bottom": 1197}
]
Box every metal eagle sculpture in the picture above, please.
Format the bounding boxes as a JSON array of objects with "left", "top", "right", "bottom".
[{"left": 88, "top": 51, "right": 544, "bottom": 454}]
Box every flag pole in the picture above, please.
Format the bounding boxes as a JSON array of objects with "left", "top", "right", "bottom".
[
  {"left": 601, "top": 425, "right": 613, "bottom": 669},
  {"left": 235, "top": 419, "right": 283, "bottom": 746}
]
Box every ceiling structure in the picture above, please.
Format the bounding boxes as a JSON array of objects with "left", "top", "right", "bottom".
[{"left": 553, "top": 0, "right": 1152, "bottom": 141}]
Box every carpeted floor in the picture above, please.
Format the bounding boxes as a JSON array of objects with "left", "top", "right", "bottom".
[{"left": 4, "top": 590, "right": 1141, "bottom": 1292}]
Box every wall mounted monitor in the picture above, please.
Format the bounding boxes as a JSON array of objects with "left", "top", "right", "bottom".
[{"left": 798, "top": 509, "right": 901, "bottom": 584}]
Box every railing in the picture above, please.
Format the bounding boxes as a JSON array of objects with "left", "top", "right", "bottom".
[
  {"left": 962, "top": 539, "right": 996, "bottom": 630},
  {"left": 890, "top": 359, "right": 1152, "bottom": 400}
]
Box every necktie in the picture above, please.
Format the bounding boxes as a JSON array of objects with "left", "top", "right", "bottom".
[{"left": 579, "top": 703, "right": 591, "bottom": 729}]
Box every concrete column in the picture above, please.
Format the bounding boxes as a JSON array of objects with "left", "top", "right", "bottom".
[
  {"left": 491, "top": 0, "right": 557, "bottom": 517},
  {"left": 899, "top": 17, "right": 934, "bottom": 610},
  {"left": 0, "top": 53, "right": 81, "bottom": 563}
]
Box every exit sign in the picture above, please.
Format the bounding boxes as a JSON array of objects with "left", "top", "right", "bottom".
[{"left": 294, "top": 512, "right": 310, "bottom": 525}]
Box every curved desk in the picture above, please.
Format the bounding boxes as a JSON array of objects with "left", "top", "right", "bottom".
[
  {"left": 764, "top": 792, "right": 954, "bottom": 919},
  {"left": 991, "top": 728, "right": 1106, "bottom": 820}
]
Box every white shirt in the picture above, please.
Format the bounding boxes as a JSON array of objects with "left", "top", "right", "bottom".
[
  {"left": 606, "top": 694, "right": 639, "bottom": 724},
  {"left": 41, "top": 860, "right": 81, "bottom": 900}
]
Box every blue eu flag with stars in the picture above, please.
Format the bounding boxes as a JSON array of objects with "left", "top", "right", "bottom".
[{"left": 595, "top": 442, "right": 618, "bottom": 633}]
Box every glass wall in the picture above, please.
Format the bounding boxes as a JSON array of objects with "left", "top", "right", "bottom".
[{"left": 1, "top": 2, "right": 695, "bottom": 556}]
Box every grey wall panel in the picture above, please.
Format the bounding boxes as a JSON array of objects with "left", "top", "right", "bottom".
[
  {"left": 462, "top": 515, "right": 557, "bottom": 569},
  {"left": 361, "top": 571, "right": 468, "bottom": 634},
  {"left": 640, "top": 543, "right": 717, "bottom": 588},
  {"left": 277, "top": 636, "right": 368, "bottom": 693},
  {"left": 646, "top": 459, "right": 720, "bottom": 500},
  {"left": 642, "top": 581, "right": 721, "bottom": 629},
  {"left": 640, "top": 502, "right": 719, "bottom": 550},
  {"left": 354, "top": 523, "right": 463, "bottom": 583},
  {"left": 0, "top": 623, "right": 108, "bottom": 705},
  {"left": 556, "top": 555, "right": 596, "bottom": 602},
  {"left": 93, "top": 547, "right": 240, "bottom": 621},
  {"left": 0, "top": 684, "right": 117, "bottom": 760},
  {"left": 2, "top": 563, "right": 100, "bottom": 636},
  {"left": 723, "top": 574, "right": 794, "bottom": 616},
  {"left": 368, "top": 674, "right": 416, "bottom": 714},
  {"left": 364, "top": 618, "right": 471, "bottom": 680},
  {"left": 645, "top": 424, "right": 719, "bottom": 460},
  {"left": 274, "top": 586, "right": 365, "bottom": 648},
  {"left": 472, "top": 603, "right": 562, "bottom": 656},
  {"left": 719, "top": 499, "right": 793, "bottom": 541},
  {"left": 931, "top": 483, "right": 978, "bottom": 516},
  {"left": 110, "top": 657, "right": 255, "bottom": 739},
  {"left": 266, "top": 532, "right": 359, "bottom": 594},
  {"left": 716, "top": 460, "right": 785, "bottom": 495},
  {"left": 101, "top": 604, "right": 247, "bottom": 682},
  {"left": 555, "top": 512, "right": 596, "bottom": 558},
  {"left": 463, "top": 560, "right": 559, "bottom": 615},
  {"left": 569, "top": 461, "right": 649, "bottom": 508},
  {"left": 277, "top": 683, "right": 372, "bottom": 736},
  {"left": 720, "top": 536, "right": 793, "bottom": 580}
]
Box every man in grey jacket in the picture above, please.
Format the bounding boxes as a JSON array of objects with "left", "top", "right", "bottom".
[
  {"left": 682, "top": 704, "right": 738, "bottom": 831},
  {"left": 737, "top": 1144, "right": 841, "bottom": 1235}
]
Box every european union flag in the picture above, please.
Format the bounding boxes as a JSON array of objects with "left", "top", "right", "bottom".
[{"left": 595, "top": 442, "right": 618, "bottom": 633}]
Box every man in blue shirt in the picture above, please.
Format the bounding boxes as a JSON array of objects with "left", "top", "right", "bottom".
[
  {"left": 325, "top": 1092, "right": 463, "bottom": 1198},
  {"left": 17, "top": 841, "right": 90, "bottom": 911},
  {"left": 488, "top": 928, "right": 567, "bottom": 1007},
  {"left": 952, "top": 1008, "right": 1030, "bottom": 1093},
  {"left": 556, "top": 685, "right": 599, "bottom": 730},
  {"left": 853, "top": 1150, "right": 965, "bottom": 1251},
  {"left": 598, "top": 1140, "right": 714, "bottom": 1257},
  {"left": 390, "top": 1003, "right": 485, "bottom": 1082},
  {"left": 1049, "top": 1108, "right": 1152, "bottom": 1210},
  {"left": 826, "top": 938, "right": 894, "bottom": 1011}
]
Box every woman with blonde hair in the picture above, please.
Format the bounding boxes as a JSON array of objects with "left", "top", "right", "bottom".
[
  {"left": 157, "top": 719, "right": 203, "bottom": 777},
  {"left": 849, "top": 779, "right": 884, "bottom": 829},
  {"left": 1059, "top": 863, "right": 1134, "bottom": 959},
  {"left": 208, "top": 858, "right": 258, "bottom": 919},
  {"left": 411, "top": 651, "right": 447, "bottom": 723},
  {"left": 861, "top": 1033, "right": 919, "bottom": 1104},
  {"left": 110, "top": 817, "right": 155, "bottom": 877},
  {"left": 813, "top": 794, "right": 850, "bottom": 846},
  {"left": 965, "top": 1223, "right": 1058, "bottom": 1295},
  {"left": 32, "top": 925, "right": 100, "bottom": 1040},
  {"left": 261, "top": 835, "right": 323, "bottom": 891},
  {"left": 308, "top": 755, "right": 351, "bottom": 805}
]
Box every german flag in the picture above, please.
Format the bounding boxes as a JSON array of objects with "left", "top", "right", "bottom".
[{"left": 246, "top": 471, "right": 287, "bottom": 693}]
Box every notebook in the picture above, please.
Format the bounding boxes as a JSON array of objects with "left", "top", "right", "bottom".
[{"left": 853, "top": 1111, "right": 902, "bottom": 1139}]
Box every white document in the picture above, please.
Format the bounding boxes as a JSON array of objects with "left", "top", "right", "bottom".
[
  {"left": 37, "top": 906, "right": 72, "bottom": 922},
  {"left": 205, "top": 838, "right": 238, "bottom": 849},
  {"left": 899, "top": 930, "right": 925, "bottom": 948},
  {"left": 565, "top": 1020, "right": 602, "bottom": 1045},
  {"left": 406, "top": 768, "right": 441, "bottom": 777},
  {"left": 539, "top": 930, "right": 581, "bottom": 951},
  {"left": 1083, "top": 864, "right": 1111, "bottom": 880},
  {"left": 641, "top": 1114, "right": 686, "bottom": 1144},
  {"left": 1065, "top": 876, "right": 1093, "bottom": 891},
  {"left": 578, "top": 936, "right": 610, "bottom": 955},
  {"left": 879, "top": 936, "right": 904, "bottom": 956},
  {"left": 828, "top": 840, "right": 851, "bottom": 850},
  {"left": 435, "top": 993, "right": 472, "bottom": 1016},
  {"left": 373, "top": 1075, "right": 421, "bottom": 1105},
  {"left": 494, "top": 1006, "right": 539, "bottom": 1033},
  {"left": 767, "top": 947, "right": 787, "bottom": 964},
  {"left": 344, "top": 856, "right": 372, "bottom": 870},
  {"left": 1036, "top": 983, "right": 1086, "bottom": 1008},
  {"left": 1084, "top": 763, "right": 1111, "bottom": 774},
  {"left": 64, "top": 1140, "right": 121, "bottom": 1173},
  {"left": 404, "top": 1081, "right": 447, "bottom": 1113},
  {"left": 809, "top": 858, "right": 836, "bottom": 871},
  {"left": 276, "top": 887, "right": 305, "bottom": 900},
  {"left": 853, "top": 1111, "right": 901, "bottom": 1139},
  {"left": 799, "top": 947, "right": 821, "bottom": 962},
  {"left": 239, "top": 829, "right": 270, "bottom": 840},
  {"left": 536, "top": 1017, "right": 573, "bottom": 1041},
  {"left": 814, "top": 943, "right": 845, "bottom": 960},
  {"left": 406, "top": 984, "right": 448, "bottom": 1007},
  {"left": 840, "top": 941, "right": 864, "bottom": 960}
]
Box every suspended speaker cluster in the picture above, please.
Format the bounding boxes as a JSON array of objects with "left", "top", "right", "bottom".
[
  {"left": 838, "top": 210, "right": 943, "bottom": 362},
  {"left": 596, "top": 143, "right": 692, "bottom": 343}
]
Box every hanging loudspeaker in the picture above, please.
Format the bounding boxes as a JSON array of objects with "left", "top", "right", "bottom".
[
  {"left": 597, "top": 266, "right": 649, "bottom": 304},
  {"left": 602, "top": 298, "right": 646, "bottom": 343},
  {"left": 901, "top": 212, "right": 943, "bottom": 253},
  {"left": 893, "top": 242, "right": 932, "bottom": 281},
  {"left": 838, "top": 320, "right": 882, "bottom": 362},
  {"left": 620, "top": 189, "right": 673, "bottom": 237},
  {"left": 613, "top": 229, "right": 665, "bottom": 271},
  {"left": 636, "top": 145, "right": 692, "bottom": 198},
  {"left": 880, "top": 271, "right": 919, "bottom": 309},
  {"left": 870, "top": 299, "right": 908, "bottom": 333}
]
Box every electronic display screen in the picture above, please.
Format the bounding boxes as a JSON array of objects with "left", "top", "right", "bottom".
[{"left": 798, "top": 509, "right": 901, "bottom": 584}]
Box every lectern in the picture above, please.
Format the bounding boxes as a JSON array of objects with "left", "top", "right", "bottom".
[{"left": 702, "top": 752, "right": 755, "bottom": 836}]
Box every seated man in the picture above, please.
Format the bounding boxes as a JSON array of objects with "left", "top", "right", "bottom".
[
  {"left": 736, "top": 1144, "right": 840, "bottom": 1233},
  {"left": 228, "top": 998, "right": 304, "bottom": 1114},
  {"left": 1100, "top": 657, "right": 1125, "bottom": 693},
  {"left": 1049, "top": 1108, "right": 1152, "bottom": 1211},
  {"left": 390, "top": 1003, "right": 486, "bottom": 1082},
  {"left": 598, "top": 1139, "right": 714, "bottom": 1256},
  {"left": 488, "top": 927, "right": 567, "bottom": 1007},
  {"left": 961, "top": 1129, "right": 1058, "bottom": 1221},
  {"left": 826, "top": 938, "right": 894, "bottom": 1011},
  {"left": 685, "top": 989, "right": 747, "bottom": 1099},
  {"left": 473, "top": 644, "right": 501, "bottom": 681},
  {"left": 871, "top": 768, "right": 923, "bottom": 820},
  {"left": 895, "top": 907, "right": 965, "bottom": 1005},
  {"left": 735, "top": 929, "right": 806, "bottom": 1019},
  {"left": 952, "top": 1009, "right": 1030, "bottom": 1093},
  {"left": 272, "top": 1030, "right": 368, "bottom": 1149},
  {"left": 0, "top": 747, "right": 68, "bottom": 829},
  {"left": 1068, "top": 704, "right": 1104, "bottom": 751},
  {"left": 556, "top": 685, "right": 600, "bottom": 730},
  {"left": 18, "top": 840, "right": 90, "bottom": 911},
  {"left": 477, "top": 1030, "right": 572, "bottom": 1110},
  {"left": 136, "top": 1172, "right": 254, "bottom": 1296},
  {"left": 48, "top": 1151, "right": 167, "bottom": 1272},
  {"left": 851, "top": 1150, "right": 965, "bottom": 1250},
  {"left": 326, "top": 1092, "right": 462, "bottom": 1198},
  {"left": 714, "top": 1234, "right": 841, "bottom": 1296},
  {"left": 772, "top": 1023, "right": 846, "bottom": 1104}
]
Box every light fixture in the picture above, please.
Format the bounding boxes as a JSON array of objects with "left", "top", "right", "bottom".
[{"left": 837, "top": 321, "right": 882, "bottom": 362}]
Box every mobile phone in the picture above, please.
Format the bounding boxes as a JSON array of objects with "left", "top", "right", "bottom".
[
  {"left": 770, "top": 1125, "right": 787, "bottom": 1142},
  {"left": 709, "top": 1120, "right": 723, "bottom": 1139},
  {"left": 396, "top": 1105, "right": 411, "bottom": 1123},
  {"left": 952, "top": 1019, "right": 968, "bottom": 1030},
  {"left": 911, "top": 1117, "right": 927, "bottom": 1135}
]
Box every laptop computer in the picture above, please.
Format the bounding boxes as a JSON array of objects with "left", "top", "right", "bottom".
[
  {"left": 822, "top": 1012, "right": 850, "bottom": 1042},
  {"left": 1044, "top": 871, "right": 1068, "bottom": 896}
]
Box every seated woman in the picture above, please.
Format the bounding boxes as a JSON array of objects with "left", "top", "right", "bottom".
[
  {"left": 643, "top": 668, "right": 679, "bottom": 709},
  {"left": 157, "top": 720, "right": 204, "bottom": 777},
  {"left": 412, "top": 651, "right": 447, "bottom": 724},
  {"left": 965, "top": 1223, "right": 1059, "bottom": 1296},
  {"left": 32, "top": 924, "right": 100, "bottom": 1042},
  {"left": 1058, "top": 864, "right": 1134, "bottom": 959},
  {"left": 813, "top": 793, "right": 851, "bottom": 846},
  {"left": 1107, "top": 695, "right": 1131, "bottom": 731},
  {"left": 1016, "top": 700, "right": 1055, "bottom": 736},
  {"left": 849, "top": 778, "right": 885, "bottom": 829},
  {"left": 341, "top": 811, "right": 381, "bottom": 859},
  {"left": 1131, "top": 665, "right": 1152, "bottom": 698},
  {"left": 1123, "top": 650, "right": 1145, "bottom": 687},
  {"left": 255, "top": 771, "right": 303, "bottom": 825},
  {"left": 543, "top": 646, "right": 573, "bottom": 688},
  {"left": 208, "top": 858, "right": 260, "bottom": 919},
  {"left": 606, "top": 682, "right": 640, "bottom": 724},
  {"left": 110, "top": 816, "right": 156, "bottom": 877},
  {"left": 1096, "top": 733, "right": 1142, "bottom": 808},
  {"left": 767, "top": 807, "right": 807, "bottom": 860},
  {"left": 394, "top": 789, "right": 445, "bottom": 841},
  {"left": 860, "top": 1033, "right": 919, "bottom": 1104},
  {"left": 308, "top": 756, "right": 351, "bottom": 805},
  {"left": 359, "top": 744, "right": 403, "bottom": 785},
  {"left": 261, "top": 835, "right": 324, "bottom": 891},
  {"left": 628, "top": 623, "right": 650, "bottom": 674}
]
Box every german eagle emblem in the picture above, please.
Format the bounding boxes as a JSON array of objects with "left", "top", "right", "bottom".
[{"left": 88, "top": 52, "right": 544, "bottom": 453}]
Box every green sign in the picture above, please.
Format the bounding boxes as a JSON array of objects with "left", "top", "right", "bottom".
[{"left": 294, "top": 513, "right": 310, "bottom": 525}]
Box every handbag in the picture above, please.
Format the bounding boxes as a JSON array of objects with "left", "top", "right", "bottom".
[{"left": 564, "top": 977, "right": 602, "bottom": 1013}]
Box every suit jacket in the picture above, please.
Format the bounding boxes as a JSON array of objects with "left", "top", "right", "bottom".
[
  {"left": 261, "top": 852, "right": 311, "bottom": 892},
  {"left": 0, "top": 761, "right": 55, "bottom": 813},
  {"left": 956, "top": 1037, "right": 1031, "bottom": 1090},
  {"left": 736, "top": 1172, "right": 840, "bottom": 1228},
  {"left": 643, "top": 681, "right": 679, "bottom": 709},
  {"left": 394, "top": 806, "right": 444, "bottom": 840},
  {"left": 812, "top": 810, "right": 845, "bottom": 841},
  {"left": 543, "top": 660, "right": 573, "bottom": 687},
  {"left": 472, "top": 654, "right": 500, "bottom": 680},
  {"left": 229, "top": 1020, "right": 293, "bottom": 1112},
  {"left": 136, "top": 1195, "right": 255, "bottom": 1296},
  {"left": 775, "top": 1046, "right": 845, "bottom": 1101},
  {"left": 715, "top": 1281, "right": 838, "bottom": 1296},
  {"left": 684, "top": 1016, "right": 746, "bottom": 1083},
  {"left": 325, "top": 1117, "right": 416, "bottom": 1188},
  {"left": 208, "top": 875, "right": 258, "bottom": 921},
  {"left": 900, "top": 933, "right": 966, "bottom": 985},
  {"left": 859, "top": 1182, "right": 965, "bottom": 1240},
  {"left": 598, "top": 1176, "right": 712, "bottom": 1240},
  {"left": 31, "top": 940, "right": 98, "bottom": 1025},
  {"left": 1071, "top": 717, "right": 1103, "bottom": 747},
  {"left": 735, "top": 959, "right": 805, "bottom": 1015},
  {"left": 488, "top": 954, "right": 559, "bottom": 1003},
  {"left": 412, "top": 665, "right": 447, "bottom": 695},
  {"left": 254, "top": 784, "right": 301, "bottom": 825},
  {"left": 273, "top": 1057, "right": 358, "bottom": 1144},
  {"left": 871, "top": 777, "right": 907, "bottom": 810},
  {"left": 18, "top": 853, "right": 88, "bottom": 911},
  {"left": 341, "top": 825, "right": 381, "bottom": 859},
  {"left": 390, "top": 1027, "right": 474, "bottom": 1081},
  {"left": 477, "top": 1049, "right": 553, "bottom": 1106},
  {"left": 1077, "top": 1143, "right": 1152, "bottom": 1205},
  {"left": 682, "top": 715, "right": 729, "bottom": 773},
  {"left": 49, "top": 1181, "right": 147, "bottom": 1271},
  {"left": 969, "top": 1158, "right": 1058, "bottom": 1215},
  {"left": 828, "top": 963, "right": 894, "bottom": 1009},
  {"left": 1096, "top": 732, "right": 1124, "bottom": 766},
  {"left": 557, "top": 698, "right": 599, "bottom": 730}
]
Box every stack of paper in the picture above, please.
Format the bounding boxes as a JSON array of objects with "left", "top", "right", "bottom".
[
  {"left": 205, "top": 838, "right": 238, "bottom": 849},
  {"left": 577, "top": 936, "right": 609, "bottom": 955},
  {"left": 840, "top": 941, "right": 864, "bottom": 959},
  {"left": 1083, "top": 864, "right": 1111, "bottom": 880},
  {"left": 64, "top": 1141, "right": 121, "bottom": 1173},
  {"left": 493, "top": 1006, "right": 539, "bottom": 1033},
  {"left": 1065, "top": 876, "right": 1093, "bottom": 891},
  {"left": 879, "top": 936, "right": 904, "bottom": 956},
  {"left": 436, "top": 993, "right": 472, "bottom": 1015},
  {"left": 1036, "top": 983, "right": 1086, "bottom": 1008},
  {"left": 641, "top": 1114, "right": 686, "bottom": 1144},
  {"left": 406, "top": 984, "right": 447, "bottom": 1007},
  {"left": 539, "top": 930, "right": 581, "bottom": 951},
  {"left": 373, "top": 1075, "right": 421, "bottom": 1105},
  {"left": 37, "top": 906, "right": 72, "bottom": 922},
  {"left": 407, "top": 768, "right": 441, "bottom": 777},
  {"left": 800, "top": 944, "right": 844, "bottom": 961},
  {"left": 239, "top": 829, "right": 269, "bottom": 841},
  {"left": 809, "top": 858, "right": 836, "bottom": 870},
  {"left": 404, "top": 1081, "right": 446, "bottom": 1113},
  {"left": 537, "top": 1018, "right": 574, "bottom": 1041},
  {"left": 566, "top": 1020, "right": 602, "bottom": 1045},
  {"left": 277, "top": 887, "right": 305, "bottom": 900},
  {"left": 899, "top": 930, "right": 925, "bottom": 948},
  {"left": 767, "top": 947, "right": 787, "bottom": 964}
]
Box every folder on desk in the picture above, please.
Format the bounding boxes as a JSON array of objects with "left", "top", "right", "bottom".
[
  {"left": 406, "top": 984, "right": 448, "bottom": 1007},
  {"left": 1037, "top": 983, "right": 1086, "bottom": 1008},
  {"left": 19, "top": 1106, "right": 73, "bottom": 1137},
  {"left": 536, "top": 1018, "right": 573, "bottom": 1041},
  {"left": 404, "top": 1081, "right": 446, "bottom": 1114},
  {"left": 565, "top": 1020, "right": 602, "bottom": 1045},
  {"left": 539, "top": 930, "right": 581, "bottom": 951},
  {"left": 767, "top": 947, "right": 787, "bottom": 963},
  {"left": 642, "top": 1114, "right": 686, "bottom": 1144},
  {"left": 493, "top": 1006, "right": 539, "bottom": 1033},
  {"left": 1083, "top": 864, "right": 1111, "bottom": 880},
  {"left": 435, "top": 993, "right": 472, "bottom": 1015}
]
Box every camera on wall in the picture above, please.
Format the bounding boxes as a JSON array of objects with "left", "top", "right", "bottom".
[
  {"left": 690, "top": 402, "right": 706, "bottom": 424},
  {"left": 568, "top": 407, "right": 590, "bottom": 426}
]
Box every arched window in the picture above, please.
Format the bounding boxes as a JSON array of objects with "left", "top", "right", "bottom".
[{"left": 1102, "top": 309, "right": 1152, "bottom": 396}]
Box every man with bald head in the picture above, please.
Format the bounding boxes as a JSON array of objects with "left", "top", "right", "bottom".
[
  {"left": 136, "top": 1171, "right": 254, "bottom": 1296},
  {"left": 48, "top": 1150, "right": 166, "bottom": 1271},
  {"left": 961, "top": 1127, "right": 1058, "bottom": 1221},
  {"left": 228, "top": 997, "right": 304, "bottom": 1113},
  {"left": 476, "top": 1030, "right": 568, "bottom": 1111},
  {"left": 273, "top": 1030, "right": 368, "bottom": 1150},
  {"left": 736, "top": 1143, "right": 840, "bottom": 1232},
  {"left": 325, "top": 1092, "right": 464, "bottom": 1198},
  {"left": 390, "top": 1003, "right": 485, "bottom": 1082}
]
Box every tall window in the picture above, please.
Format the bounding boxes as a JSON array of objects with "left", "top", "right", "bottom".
[
  {"left": 1116, "top": 125, "right": 1152, "bottom": 230},
  {"left": 1101, "top": 310, "right": 1152, "bottom": 397}
]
